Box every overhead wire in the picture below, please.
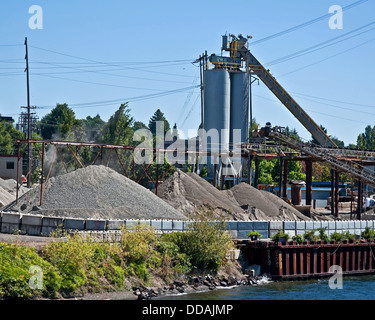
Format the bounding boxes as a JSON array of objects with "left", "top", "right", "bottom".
[
  {"left": 251, "top": 0, "right": 368, "bottom": 46},
  {"left": 265, "top": 21, "right": 375, "bottom": 66}
]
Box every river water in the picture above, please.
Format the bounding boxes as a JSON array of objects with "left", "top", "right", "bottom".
[{"left": 158, "top": 275, "right": 375, "bottom": 300}]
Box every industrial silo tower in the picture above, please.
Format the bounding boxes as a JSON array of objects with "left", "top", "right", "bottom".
[{"left": 198, "top": 34, "right": 251, "bottom": 187}]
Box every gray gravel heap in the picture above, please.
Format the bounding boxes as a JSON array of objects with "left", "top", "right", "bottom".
[
  {"left": 8, "top": 165, "right": 187, "bottom": 220},
  {"left": 157, "top": 169, "right": 310, "bottom": 221}
]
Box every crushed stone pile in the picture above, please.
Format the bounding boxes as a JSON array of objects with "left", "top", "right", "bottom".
[
  {"left": 157, "top": 169, "right": 310, "bottom": 221},
  {"left": 0, "top": 178, "right": 29, "bottom": 208},
  {"left": 6, "top": 165, "right": 187, "bottom": 220}
]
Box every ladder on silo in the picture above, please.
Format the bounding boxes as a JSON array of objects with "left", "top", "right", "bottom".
[{"left": 269, "top": 131, "right": 375, "bottom": 187}]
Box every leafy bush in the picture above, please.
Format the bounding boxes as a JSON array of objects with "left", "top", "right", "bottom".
[
  {"left": 162, "top": 210, "right": 234, "bottom": 272},
  {"left": 361, "top": 227, "right": 375, "bottom": 241},
  {"left": 303, "top": 229, "right": 320, "bottom": 242},
  {"left": 271, "top": 229, "right": 290, "bottom": 242},
  {"left": 0, "top": 242, "right": 61, "bottom": 298},
  {"left": 42, "top": 234, "right": 94, "bottom": 294},
  {"left": 317, "top": 227, "right": 330, "bottom": 241},
  {"left": 292, "top": 234, "right": 304, "bottom": 244},
  {"left": 119, "top": 223, "right": 160, "bottom": 282}
]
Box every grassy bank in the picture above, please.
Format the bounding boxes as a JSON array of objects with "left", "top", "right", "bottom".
[{"left": 0, "top": 214, "right": 235, "bottom": 299}]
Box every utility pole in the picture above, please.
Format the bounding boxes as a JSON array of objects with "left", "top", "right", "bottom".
[{"left": 24, "top": 37, "right": 32, "bottom": 188}]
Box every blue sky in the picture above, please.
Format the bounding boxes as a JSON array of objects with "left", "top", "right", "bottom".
[{"left": 0, "top": 0, "right": 374, "bottom": 145}]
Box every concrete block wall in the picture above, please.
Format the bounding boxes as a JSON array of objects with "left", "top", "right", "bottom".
[{"left": 1, "top": 212, "right": 375, "bottom": 241}]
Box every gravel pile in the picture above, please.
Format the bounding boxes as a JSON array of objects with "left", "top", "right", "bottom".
[
  {"left": 157, "top": 169, "right": 310, "bottom": 221},
  {"left": 6, "top": 165, "right": 186, "bottom": 220},
  {"left": 0, "top": 178, "right": 29, "bottom": 208}
]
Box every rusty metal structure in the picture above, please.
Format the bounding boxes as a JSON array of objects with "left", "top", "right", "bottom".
[
  {"left": 240, "top": 239, "right": 375, "bottom": 280},
  {"left": 14, "top": 139, "right": 203, "bottom": 206}
]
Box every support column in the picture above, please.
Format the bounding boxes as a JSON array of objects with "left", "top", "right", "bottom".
[
  {"left": 357, "top": 179, "right": 363, "bottom": 220},
  {"left": 331, "top": 169, "right": 335, "bottom": 216},
  {"left": 305, "top": 160, "right": 312, "bottom": 206},
  {"left": 282, "top": 159, "right": 288, "bottom": 198},
  {"left": 278, "top": 156, "right": 283, "bottom": 198},
  {"left": 247, "top": 154, "right": 253, "bottom": 185},
  {"left": 40, "top": 142, "right": 45, "bottom": 206},
  {"left": 335, "top": 171, "right": 340, "bottom": 218},
  {"left": 254, "top": 157, "right": 259, "bottom": 188}
]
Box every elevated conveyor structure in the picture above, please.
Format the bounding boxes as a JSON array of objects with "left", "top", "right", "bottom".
[
  {"left": 245, "top": 52, "right": 337, "bottom": 147},
  {"left": 269, "top": 131, "right": 375, "bottom": 188}
]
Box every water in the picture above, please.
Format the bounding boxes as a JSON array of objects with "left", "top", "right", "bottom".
[{"left": 158, "top": 275, "right": 375, "bottom": 300}]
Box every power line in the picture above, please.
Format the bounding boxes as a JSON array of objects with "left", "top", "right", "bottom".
[
  {"left": 36, "top": 85, "right": 200, "bottom": 110},
  {"left": 278, "top": 37, "right": 375, "bottom": 77},
  {"left": 29, "top": 45, "right": 196, "bottom": 78},
  {"left": 251, "top": 0, "right": 368, "bottom": 45},
  {"left": 266, "top": 21, "right": 375, "bottom": 66}
]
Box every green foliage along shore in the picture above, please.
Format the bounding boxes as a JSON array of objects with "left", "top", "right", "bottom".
[{"left": 0, "top": 216, "right": 234, "bottom": 299}]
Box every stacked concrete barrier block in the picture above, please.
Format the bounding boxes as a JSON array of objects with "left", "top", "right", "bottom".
[
  {"left": 327, "top": 221, "right": 336, "bottom": 236},
  {"left": 183, "top": 220, "right": 195, "bottom": 230},
  {"left": 125, "top": 219, "right": 138, "bottom": 229},
  {"left": 361, "top": 221, "right": 367, "bottom": 230},
  {"left": 88, "top": 231, "right": 104, "bottom": 242},
  {"left": 139, "top": 220, "right": 151, "bottom": 228},
  {"left": 354, "top": 220, "right": 361, "bottom": 235},
  {"left": 86, "top": 219, "right": 106, "bottom": 231},
  {"left": 41, "top": 216, "right": 64, "bottom": 236},
  {"left": 305, "top": 221, "right": 314, "bottom": 230},
  {"left": 269, "top": 220, "right": 283, "bottom": 238},
  {"left": 172, "top": 220, "right": 184, "bottom": 231},
  {"left": 336, "top": 221, "right": 343, "bottom": 233},
  {"left": 313, "top": 221, "right": 322, "bottom": 230},
  {"left": 1, "top": 212, "right": 21, "bottom": 234},
  {"left": 162, "top": 220, "right": 173, "bottom": 231},
  {"left": 64, "top": 217, "right": 85, "bottom": 233},
  {"left": 283, "top": 221, "right": 296, "bottom": 237},
  {"left": 342, "top": 220, "right": 349, "bottom": 233},
  {"left": 225, "top": 221, "right": 238, "bottom": 239},
  {"left": 20, "top": 214, "right": 43, "bottom": 236},
  {"left": 296, "top": 221, "right": 305, "bottom": 235},
  {"left": 150, "top": 220, "right": 162, "bottom": 230},
  {"left": 107, "top": 219, "right": 125, "bottom": 230},
  {"left": 237, "top": 221, "right": 254, "bottom": 239},
  {"left": 253, "top": 221, "right": 269, "bottom": 239}
]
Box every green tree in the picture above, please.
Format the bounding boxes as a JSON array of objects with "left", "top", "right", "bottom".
[
  {"left": 39, "top": 103, "right": 80, "bottom": 140},
  {"left": 132, "top": 121, "right": 148, "bottom": 132},
  {"left": 0, "top": 121, "right": 24, "bottom": 154},
  {"left": 101, "top": 103, "right": 134, "bottom": 145},
  {"left": 285, "top": 126, "right": 301, "bottom": 141},
  {"left": 357, "top": 125, "right": 375, "bottom": 150},
  {"left": 82, "top": 114, "right": 105, "bottom": 142},
  {"left": 148, "top": 109, "right": 171, "bottom": 136},
  {"left": 249, "top": 118, "right": 259, "bottom": 137}
]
